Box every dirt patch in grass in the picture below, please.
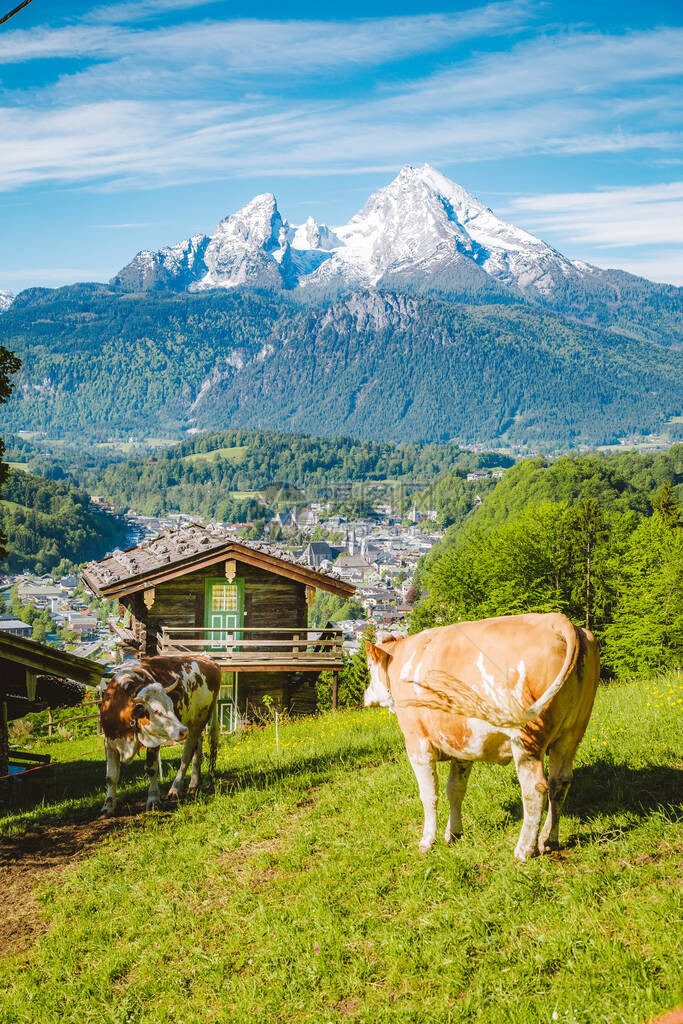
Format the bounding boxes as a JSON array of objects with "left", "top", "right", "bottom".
[
  {"left": 0, "top": 812, "right": 137, "bottom": 959},
  {"left": 336, "top": 996, "right": 362, "bottom": 1016}
]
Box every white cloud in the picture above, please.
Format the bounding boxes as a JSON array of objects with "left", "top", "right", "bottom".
[
  {"left": 0, "top": 4, "right": 532, "bottom": 69},
  {"left": 508, "top": 181, "right": 683, "bottom": 248},
  {"left": 593, "top": 251, "right": 683, "bottom": 286},
  {"left": 502, "top": 182, "right": 683, "bottom": 285},
  {"left": 85, "top": 0, "right": 223, "bottom": 24},
  {"left": 1, "top": 19, "right": 681, "bottom": 195}
]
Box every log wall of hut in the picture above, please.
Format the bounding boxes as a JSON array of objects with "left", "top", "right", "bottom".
[{"left": 118, "top": 558, "right": 310, "bottom": 714}]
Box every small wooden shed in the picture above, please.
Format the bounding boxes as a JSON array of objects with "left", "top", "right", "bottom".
[
  {"left": 82, "top": 524, "right": 355, "bottom": 724},
  {"left": 0, "top": 632, "right": 105, "bottom": 782}
]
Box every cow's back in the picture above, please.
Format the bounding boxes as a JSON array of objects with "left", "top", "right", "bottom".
[
  {"left": 389, "top": 613, "right": 595, "bottom": 762},
  {"left": 141, "top": 655, "right": 221, "bottom": 727}
]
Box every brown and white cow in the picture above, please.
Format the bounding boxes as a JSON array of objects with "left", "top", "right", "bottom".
[
  {"left": 364, "top": 612, "right": 599, "bottom": 861},
  {"left": 98, "top": 655, "right": 221, "bottom": 816}
]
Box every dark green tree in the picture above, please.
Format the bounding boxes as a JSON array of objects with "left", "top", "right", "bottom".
[
  {"left": 0, "top": 345, "right": 21, "bottom": 559},
  {"left": 652, "top": 481, "right": 681, "bottom": 524}
]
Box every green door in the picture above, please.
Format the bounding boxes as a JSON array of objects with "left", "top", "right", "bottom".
[{"left": 204, "top": 578, "right": 244, "bottom": 652}]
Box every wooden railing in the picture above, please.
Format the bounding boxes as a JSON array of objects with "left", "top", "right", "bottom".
[{"left": 158, "top": 626, "right": 344, "bottom": 671}]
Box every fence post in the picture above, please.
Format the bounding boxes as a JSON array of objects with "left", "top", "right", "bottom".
[
  {"left": 275, "top": 710, "right": 279, "bottom": 753},
  {"left": 332, "top": 671, "right": 338, "bottom": 711},
  {"left": 0, "top": 701, "right": 8, "bottom": 778}
]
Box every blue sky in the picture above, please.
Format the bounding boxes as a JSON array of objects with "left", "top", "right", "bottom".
[{"left": 1, "top": 0, "right": 682, "bottom": 293}]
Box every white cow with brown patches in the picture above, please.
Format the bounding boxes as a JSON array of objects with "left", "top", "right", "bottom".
[
  {"left": 365, "top": 613, "right": 599, "bottom": 861},
  {"left": 98, "top": 655, "right": 221, "bottom": 816}
]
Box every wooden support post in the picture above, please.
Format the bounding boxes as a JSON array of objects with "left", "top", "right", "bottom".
[
  {"left": 0, "top": 701, "right": 9, "bottom": 779},
  {"left": 25, "top": 670, "right": 38, "bottom": 702},
  {"left": 332, "top": 671, "right": 339, "bottom": 712}
]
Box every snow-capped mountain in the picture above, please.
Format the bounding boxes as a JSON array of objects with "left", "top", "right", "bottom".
[
  {"left": 110, "top": 163, "right": 663, "bottom": 308},
  {"left": 0, "top": 290, "right": 14, "bottom": 313}
]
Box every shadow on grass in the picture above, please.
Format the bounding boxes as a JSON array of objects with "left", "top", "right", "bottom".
[
  {"left": 502, "top": 760, "right": 683, "bottom": 827},
  {"left": 1, "top": 736, "right": 400, "bottom": 836}
]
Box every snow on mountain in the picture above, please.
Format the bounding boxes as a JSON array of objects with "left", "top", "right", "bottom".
[
  {"left": 192, "top": 193, "right": 290, "bottom": 291},
  {"left": 303, "top": 164, "right": 578, "bottom": 296},
  {"left": 0, "top": 290, "right": 14, "bottom": 313},
  {"left": 111, "top": 234, "right": 209, "bottom": 292},
  {"left": 110, "top": 165, "right": 602, "bottom": 299}
]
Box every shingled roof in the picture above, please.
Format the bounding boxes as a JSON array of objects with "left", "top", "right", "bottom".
[{"left": 82, "top": 523, "right": 355, "bottom": 599}]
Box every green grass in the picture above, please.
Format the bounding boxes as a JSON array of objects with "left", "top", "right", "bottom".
[
  {"left": 1, "top": 675, "right": 681, "bottom": 1023},
  {"left": 181, "top": 445, "right": 249, "bottom": 467}
]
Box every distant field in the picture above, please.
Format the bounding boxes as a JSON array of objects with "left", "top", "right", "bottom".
[
  {"left": 181, "top": 445, "right": 249, "bottom": 467},
  {"left": 94, "top": 438, "right": 179, "bottom": 454},
  {"left": 1, "top": 674, "right": 681, "bottom": 1023}
]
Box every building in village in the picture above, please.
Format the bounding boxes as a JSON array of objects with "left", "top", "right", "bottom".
[
  {"left": 300, "top": 540, "right": 346, "bottom": 569},
  {"left": 82, "top": 524, "right": 355, "bottom": 725},
  {"left": 0, "top": 615, "right": 32, "bottom": 638}
]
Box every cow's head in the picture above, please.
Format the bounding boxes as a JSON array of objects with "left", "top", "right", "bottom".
[
  {"left": 128, "top": 683, "right": 188, "bottom": 747},
  {"left": 364, "top": 642, "right": 395, "bottom": 710}
]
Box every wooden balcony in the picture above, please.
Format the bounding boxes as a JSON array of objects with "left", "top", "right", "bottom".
[{"left": 158, "top": 626, "right": 345, "bottom": 672}]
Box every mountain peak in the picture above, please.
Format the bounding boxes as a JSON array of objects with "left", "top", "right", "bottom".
[
  {"left": 109, "top": 164, "right": 620, "bottom": 301},
  {"left": 0, "top": 290, "right": 14, "bottom": 313}
]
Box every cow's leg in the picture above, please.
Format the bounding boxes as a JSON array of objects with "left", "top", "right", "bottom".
[
  {"left": 539, "top": 741, "right": 575, "bottom": 854},
  {"left": 444, "top": 759, "right": 472, "bottom": 843},
  {"left": 145, "top": 746, "right": 162, "bottom": 811},
  {"left": 101, "top": 741, "right": 121, "bottom": 817},
  {"left": 408, "top": 748, "right": 438, "bottom": 853},
  {"left": 511, "top": 740, "right": 548, "bottom": 862},
  {"left": 187, "top": 733, "right": 203, "bottom": 797},
  {"left": 167, "top": 729, "right": 200, "bottom": 800}
]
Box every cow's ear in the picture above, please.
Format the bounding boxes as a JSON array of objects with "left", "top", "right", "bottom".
[{"left": 366, "top": 642, "right": 391, "bottom": 669}]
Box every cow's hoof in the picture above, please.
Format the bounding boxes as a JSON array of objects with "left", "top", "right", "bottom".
[
  {"left": 514, "top": 845, "right": 537, "bottom": 862},
  {"left": 444, "top": 829, "right": 462, "bottom": 844},
  {"left": 146, "top": 798, "right": 161, "bottom": 812},
  {"left": 418, "top": 840, "right": 435, "bottom": 854},
  {"left": 99, "top": 805, "right": 115, "bottom": 818},
  {"left": 186, "top": 786, "right": 199, "bottom": 799},
  {"left": 538, "top": 838, "right": 558, "bottom": 855},
  {"left": 166, "top": 789, "right": 181, "bottom": 802}
]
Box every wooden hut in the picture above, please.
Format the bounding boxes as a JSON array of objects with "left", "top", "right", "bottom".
[
  {"left": 82, "top": 524, "right": 355, "bottom": 725},
  {"left": 0, "top": 631, "right": 105, "bottom": 787}
]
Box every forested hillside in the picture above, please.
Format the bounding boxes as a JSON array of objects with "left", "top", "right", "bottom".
[
  {"left": 1, "top": 286, "right": 681, "bottom": 446},
  {"left": 0, "top": 469, "right": 127, "bottom": 573},
  {"left": 413, "top": 447, "right": 683, "bottom": 677},
  {"left": 76, "top": 428, "right": 511, "bottom": 517}
]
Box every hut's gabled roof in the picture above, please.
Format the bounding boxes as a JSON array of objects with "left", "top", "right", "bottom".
[{"left": 82, "top": 523, "right": 355, "bottom": 599}]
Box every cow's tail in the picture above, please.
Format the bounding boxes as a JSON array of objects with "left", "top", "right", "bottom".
[
  {"left": 408, "top": 616, "right": 580, "bottom": 729},
  {"left": 208, "top": 700, "right": 220, "bottom": 778}
]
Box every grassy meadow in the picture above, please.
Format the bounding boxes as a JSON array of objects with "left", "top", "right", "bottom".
[
  {"left": 1, "top": 674, "right": 681, "bottom": 1024},
  {"left": 181, "top": 445, "right": 249, "bottom": 467}
]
